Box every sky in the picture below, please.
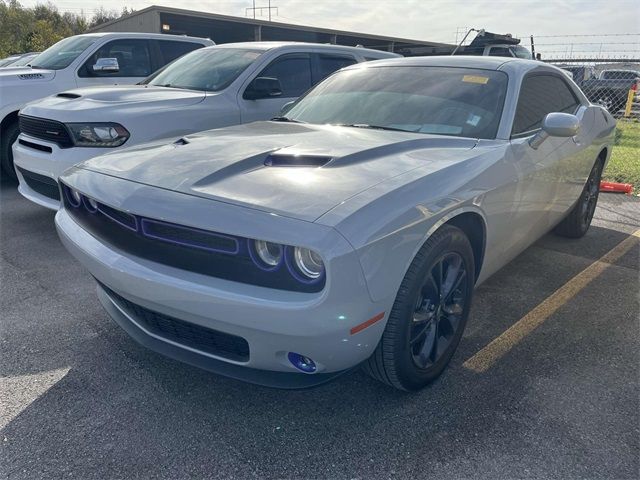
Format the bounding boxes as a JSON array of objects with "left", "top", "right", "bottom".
[{"left": 21, "top": 0, "right": 640, "bottom": 56}]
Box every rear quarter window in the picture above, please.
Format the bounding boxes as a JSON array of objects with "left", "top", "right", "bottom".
[{"left": 157, "top": 40, "right": 205, "bottom": 66}]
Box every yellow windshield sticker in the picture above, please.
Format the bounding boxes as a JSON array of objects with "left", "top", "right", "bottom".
[{"left": 462, "top": 75, "right": 489, "bottom": 84}]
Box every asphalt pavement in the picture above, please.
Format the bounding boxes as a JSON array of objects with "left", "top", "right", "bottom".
[{"left": 1, "top": 175, "right": 638, "bottom": 479}]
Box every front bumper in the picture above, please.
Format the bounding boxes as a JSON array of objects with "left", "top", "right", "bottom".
[
  {"left": 54, "top": 177, "right": 390, "bottom": 386},
  {"left": 13, "top": 134, "right": 107, "bottom": 210}
]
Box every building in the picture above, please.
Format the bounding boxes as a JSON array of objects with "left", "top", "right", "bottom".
[{"left": 87, "top": 5, "right": 453, "bottom": 56}]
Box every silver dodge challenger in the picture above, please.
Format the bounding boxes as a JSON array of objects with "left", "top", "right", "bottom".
[{"left": 56, "top": 56, "right": 615, "bottom": 391}]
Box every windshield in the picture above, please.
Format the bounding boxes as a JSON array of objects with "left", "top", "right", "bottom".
[
  {"left": 286, "top": 66, "right": 509, "bottom": 139},
  {"left": 0, "top": 56, "right": 20, "bottom": 67},
  {"left": 30, "top": 36, "right": 96, "bottom": 70},
  {"left": 145, "top": 48, "right": 264, "bottom": 92},
  {"left": 602, "top": 70, "right": 639, "bottom": 80},
  {"left": 510, "top": 45, "right": 532, "bottom": 59},
  {"left": 8, "top": 54, "right": 38, "bottom": 67}
]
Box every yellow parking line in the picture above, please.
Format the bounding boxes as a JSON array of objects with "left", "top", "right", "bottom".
[{"left": 463, "top": 228, "right": 640, "bottom": 373}]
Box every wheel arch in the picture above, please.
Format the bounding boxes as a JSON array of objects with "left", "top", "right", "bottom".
[
  {"left": 1, "top": 110, "right": 20, "bottom": 133},
  {"left": 443, "top": 211, "right": 486, "bottom": 282}
]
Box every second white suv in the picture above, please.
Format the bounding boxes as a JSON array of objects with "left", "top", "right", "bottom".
[{"left": 14, "top": 42, "right": 398, "bottom": 210}]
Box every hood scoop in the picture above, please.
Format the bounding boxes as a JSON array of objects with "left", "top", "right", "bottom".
[
  {"left": 56, "top": 92, "right": 81, "bottom": 99},
  {"left": 264, "top": 153, "right": 332, "bottom": 167}
]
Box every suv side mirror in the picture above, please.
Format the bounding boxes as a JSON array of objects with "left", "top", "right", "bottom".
[
  {"left": 529, "top": 112, "right": 580, "bottom": 149},
  {"left": 92, "top": 57, "right": 120, "bottom": 73},
  {"left": 244, "top": 77, "right": 283, "bottom": 100}
]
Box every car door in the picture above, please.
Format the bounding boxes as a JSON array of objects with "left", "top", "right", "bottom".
[
  {"left": 238, "top": 53, "right": 313, "bottom": 123},
  {"left": 76, "top": 39, "right": 154, "bottom": 88},
  {"left": 503, "top": 73, "right": 584, "bottom": 259}
]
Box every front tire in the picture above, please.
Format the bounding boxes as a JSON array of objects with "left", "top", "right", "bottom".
[
  {"left": 554, "top": 158, "right": 604, "bottom": 238},
  {"left": 363, "top": 225, "right": 475, "bottom": 391},
  {"left": 1, "top": 121, "right": 19, "bottom": 180}
]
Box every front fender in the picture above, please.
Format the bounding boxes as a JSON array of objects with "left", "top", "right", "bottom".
[{"left": 349, "top": 199, "right": 486, "bottom": 303}]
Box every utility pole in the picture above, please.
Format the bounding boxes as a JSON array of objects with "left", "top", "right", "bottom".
[{"left": 245, "top": 1, "right": 278, "bottom": 20}]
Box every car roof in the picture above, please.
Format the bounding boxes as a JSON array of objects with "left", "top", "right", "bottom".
[
  {"left": 349, "top": 55, "right": 523, "bottom": 69},
  {"left": 74, "top": 32, "right": 212, "bottom": 43},
  {"left": 210, "top": 41, "right": 399, "bottom": 57},
  {"left": 343, "top": 55, "right": 566, "bottom": 75}
]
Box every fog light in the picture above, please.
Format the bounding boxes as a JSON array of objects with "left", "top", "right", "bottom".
[{"left": 287, "top": 352, "right": 317, "bottom": 373}]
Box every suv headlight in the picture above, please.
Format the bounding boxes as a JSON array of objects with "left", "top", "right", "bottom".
[{"left": 66, "top": 122, "right": 130, "bottom": 147}]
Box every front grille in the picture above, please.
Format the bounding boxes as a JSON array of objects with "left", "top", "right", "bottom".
[
  {"left": 102, "top": 283, "right": 250, "bottom": 362},
  {"left": 17, "top": 167, "right": 60, "bottom": 201},
  {"left": 19, "top": 115, "right": 73, "bottom": 148},
  {"left": 61, "top": 183, "right": 325, "bottom": 293}
]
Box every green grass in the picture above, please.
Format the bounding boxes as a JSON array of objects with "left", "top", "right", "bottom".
[{"left": 603, "top": 121, "right": 640, "bottom": 194}]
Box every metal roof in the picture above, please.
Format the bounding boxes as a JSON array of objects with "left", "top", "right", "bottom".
[{"left": 87, "top": 5, "right": 453, "bottom": 49}]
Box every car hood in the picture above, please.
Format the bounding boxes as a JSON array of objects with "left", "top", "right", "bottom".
[
  {"left": 80, "top": 122, "right": 479, "bottom": 222},
  {"left": 0, "top": 67, "right": 55, "bottom": 85},
  {"left": 22, "top": 85, "right": 206, "bottom": 120}
]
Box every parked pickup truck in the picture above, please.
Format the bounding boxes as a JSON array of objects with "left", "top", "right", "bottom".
[
  {"left": 1, "top": 32, "right": 213, "bottom": 178},
  {"left": 14, "top": 42, "right": 398, "bottom": 210},
  {"left": 581, "top": 69, "right": 640, "bottom": 113}
]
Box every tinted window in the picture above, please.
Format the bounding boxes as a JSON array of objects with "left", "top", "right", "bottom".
[
  {"left": 315, "top": 54, "right": 357, "bottom": 82},
  {"left": 30, "top": 36, "right": 96, "bottom": 70},
  {"left": 257, "top": 54, "right": 312, "bottom": 97},
  {"left": 512, "top": 75, "right": 580, "bottom": 135},
  {"left": 287, "top": 66, "right": 509, "bottom": 139},
  {"left": 146, "top": 48, "right": 263, "bottom": 91},
  {"left": 80, "top": 39, "right": 151, "bottom": 77},
  {"left": 157, "top": 40, "right": 204, "bottom": 65},
  {"left": 488, "top": 47, "right": 512, "bottom": 57}
]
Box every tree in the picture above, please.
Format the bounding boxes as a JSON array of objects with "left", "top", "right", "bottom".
[
  {"left": 0, "top": 0, "right": 132, "bottom": 58},
  {"left": 89, "top": 6, "right": 134, "bottom": 29}
]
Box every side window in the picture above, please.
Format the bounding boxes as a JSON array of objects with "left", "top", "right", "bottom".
[
  {"left": 512, "top": 75, "right": 580, "bottom": 136},
  {"left": 314, "top": 53, "right": 357, "bottom": 83},
  {"left": 79, "top": 39, "right": 151, "bottom": 78},
  {"left": 488, "top": 47, "right": 512, "bottom": 57},
  {"left": 256, "top": 54, "right": 312, "bottom": 98},
  {"left": 156, "top": 41, "right": 204, "bottom": 66}
]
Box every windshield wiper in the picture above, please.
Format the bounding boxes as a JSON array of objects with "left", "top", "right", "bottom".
[
  {"left": 270, "top": 116, "right": 306, "bottom": 123},
  {"left": 336, "top": 123, "right": 418, "bottom": 133}
]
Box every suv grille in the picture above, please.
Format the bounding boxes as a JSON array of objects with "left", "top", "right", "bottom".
[
  {"left": 19, "top": 115, "right": 73, "bottom": 148},
  {"left": 102, "top": 283, "right": 250, "bottom": 362},
  {"left": 16, "top": 167, "right": 60, "bottom": 201}
]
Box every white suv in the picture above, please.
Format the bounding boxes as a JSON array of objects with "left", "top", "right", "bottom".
[
  {"left": 14, "top": 42, "right": 398, "bottom": 210},
  {"left": 0, "top": 32, "right": 213, "bottom": 178}
]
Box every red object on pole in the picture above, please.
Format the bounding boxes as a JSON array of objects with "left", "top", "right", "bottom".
[{"left": 600, "top": 181, "right": 633, "bottom": 194}]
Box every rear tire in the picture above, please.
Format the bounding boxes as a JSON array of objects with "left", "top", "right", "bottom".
[
  {"left": 1, "top": 121, "right": 19, "bottom": 180},
  {"left": 554, "top": 157, "right": 604, "bottom": 238},
  {"left": 363, "top": 225, "right": 475, "bottom": 391}
]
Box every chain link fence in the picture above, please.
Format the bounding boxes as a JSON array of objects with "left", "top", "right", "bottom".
[
  {"left": 529, "top": 34, "right": 639, "bottom": 122},
  {"left": 548, "top": 62, "right": 639, "bottom": 121}
]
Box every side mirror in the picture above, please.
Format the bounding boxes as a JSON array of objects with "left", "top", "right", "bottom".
[
  {"left": 244, "top": 77, "right": 283, "bottom": 100},
  {"left": 280, "top": 100, "right": 296, "bottom": 115},
  {"left": 92, "top": 57, "right": 119, "bottom": 73},
  {"left": 529, "top": 112, "right": 580, "bottom": 149}
]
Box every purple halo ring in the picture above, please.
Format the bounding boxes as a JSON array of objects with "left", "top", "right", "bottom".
[
  {"left": 248, "top": 238, "right": 284, "bottom": 272},
  {"left": 284, "top": 245, "right": 325, "bottom": 285}
]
